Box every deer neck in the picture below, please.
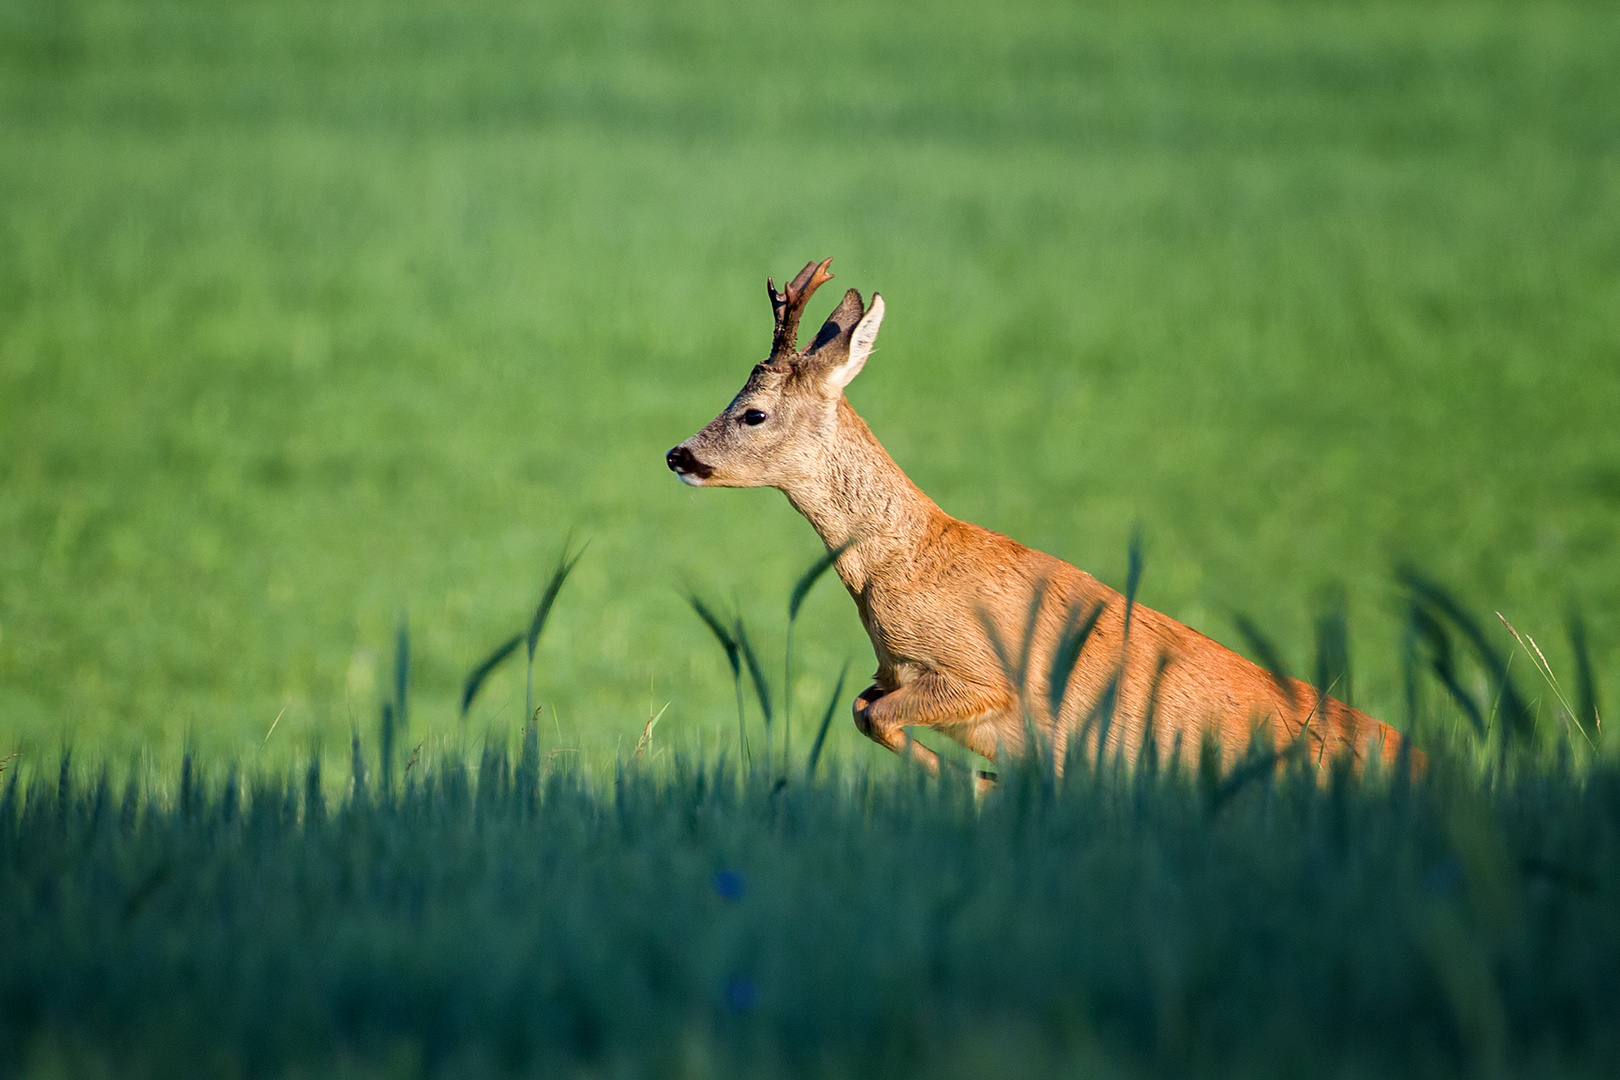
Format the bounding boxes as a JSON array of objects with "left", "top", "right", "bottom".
[{"left": 778, "top": 396, "right": 940, "bottom": 596}]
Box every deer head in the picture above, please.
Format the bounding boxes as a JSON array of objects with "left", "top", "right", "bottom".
[{"left": 667, "top": 258, "right": 885, "bottom": 488}]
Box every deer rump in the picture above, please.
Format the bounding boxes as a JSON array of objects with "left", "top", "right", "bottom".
[{"left": 668, "top": 258, "right": 1413, "bottom": 776}]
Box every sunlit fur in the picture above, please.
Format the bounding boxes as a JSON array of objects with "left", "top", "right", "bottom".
[{"left": 670, "top": 265, "right": 1414, "bottom": 775}]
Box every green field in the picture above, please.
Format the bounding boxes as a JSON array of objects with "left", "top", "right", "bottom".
[
  {"left": 3, "top": 0, "right": 1618, "bottom": 769},
  {"left": 4, "top": 1, "right": 1620, "bottom": 1074}
]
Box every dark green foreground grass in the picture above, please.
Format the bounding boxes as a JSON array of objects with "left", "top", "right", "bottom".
[{"left": 5, "top": 742, "right": 1619, "bottom": 1079}]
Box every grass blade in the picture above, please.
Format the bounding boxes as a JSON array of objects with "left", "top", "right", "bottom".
[
  {"left": 393, "top": 619, "right": 410, "bottom": 730},
  {"left": 978, "top": 605, "right": 1016, "bottom": 686},
  {"left": 977, "top": 580, "right": 1051, "bottom": 722},
  {"left": 1123, "top": 524, "right": 1144, "bottom": 641},
  {"left": 1568, "top": 603, "right": 1602, "bottom": 739},
  {"left": 527, "top": 544, "right": 585, "bottom": 661},
  {"left": 350, "top": 732, "right": 368, "bottom": 805},
  {"left": 686, "top": 593, "right": 740, "bottom": 678},
  {"left": 735, "top": 615, "right": 773, "bottom": 773},
  {"left": 1313, "top": 593, "right": 1352, "bottom": 709},
  {"left": 1401, "top": 607, "right": 1424, "bottom": 733},
  {"left": 1498, "top": 610, "right": 1592, "bottom": 748},
  {"left": 1046, "top": 599, "right": 1106, "bottom": 725},
  {"left": 526, "top": 543, "right": 585, "bottom": 722},
  {"left": 379, "top": 701, "right": 396, "bottom": 794},
  {"left": 789, "top": 539, "right": 853, "bottom": 623},
  {"left": 263, "top": 701, "right": 289, "bottom": 746},
  {"left": 1207, "top": 745, "right": 1285, "bottom": 816},
  {"left": 1075, "top": 669, "right": 1122, "bottom": 767},
  {"left": 807, "top": 661, "right": 851, "bottom": 780},
  {"left": 1408, "top": 600, "right": 1486, "bottom": 740},
  {"left": 687, "top": 592, "right": 747, "bottom": 766},
  {"left": 1232, "top": 612, "right": 1297, "bottom": 706},
  {"left": 1093, "top": 671, "right": 1121, "bottom": 767},
  {"left": 1013, "top": 579, "right": 1049, "bottom": 703},
  {"left": 734, "top": 616, "right": 773, "bottom": 725},
  {"left": 460, "top": 632, "right": 523, "bottom": 718},
  {"left": 785, "top": 540, "right": 852, "bottom": 776},
  {"left": 1402, "top": 567, "right": 1533, "bottom": 754},
  {"left": 635, "top": 702, "right": 670, "bottom": 759},
  {"left": 1135, "top": 650, "right": 1172, "bottom": 771}
]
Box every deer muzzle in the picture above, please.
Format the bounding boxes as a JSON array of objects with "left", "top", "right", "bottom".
[{"left": 666, "top": 444, "right": 713, "bottom": 485}]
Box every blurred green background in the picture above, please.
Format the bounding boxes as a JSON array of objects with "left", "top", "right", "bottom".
[{"left": 1, "top": 0, "right": 1617, "bottom": 768}]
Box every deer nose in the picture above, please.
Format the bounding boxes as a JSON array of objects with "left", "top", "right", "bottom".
[{"left": 666, "top": 445, "right": 713, "bottom": 480}]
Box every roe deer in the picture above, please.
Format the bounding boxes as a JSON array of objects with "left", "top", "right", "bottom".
[{"left": 667, "top": 258, "right": 1414, "bottom": 776}]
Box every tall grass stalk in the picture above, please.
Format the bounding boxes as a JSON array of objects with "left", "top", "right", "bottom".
[
  {"left": 393, "top": 619, "right": 409, "bottom": 731},
  {"left": 784, "top": 541, "right": 850, "bottom": 779},
  {"left": 1046, "top": 600, "right": 1106, "bottom": 730},
  {"left": 458, "top": 544, "right": 582, "bottom": 723},
  {"left": 460, "top": 633, "right": 522, "bottom": 719},
  {"left": 734, "top": 616, "right": 773, "bottom": 774},
  {"left": 1403, "top": 568, "right": 1535, "bottom": 766},
  {"left": 1409, "top": 598, "right": 1488, "bottom": 742},
  {"left": 1122, "top": 524, "right": 1144, "bottom": 642},
  {"left": 379, "top": 619, "right": 408, "bottom": 793},
  {"left": 1314, "top": 593, "right": 1354, "bottom": 709},
  {"left": 1497, "top": 610, "right": 1595, "bottom": 750},
  {"left": 1568, "top": 603, "right": 1603, "bottom": 741},
  {"left": 687, "top": 593, "right": 747, "bottom": 767},
  {"left": 807, "top": 661, "right": 850, "bottom": 780},
  {"left": 262, "top": 702, "right": 289, "bottom": 746},
  {"left": 525, "top": 544, "right": 585, "bottom": 726},
  {"left": 1232, "top": 612, "right": 1298, "bottom": 706}
]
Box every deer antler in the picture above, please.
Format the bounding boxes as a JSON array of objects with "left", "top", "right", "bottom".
[{"left": 767, "top": 258, "right": 835, "bottom": 357}]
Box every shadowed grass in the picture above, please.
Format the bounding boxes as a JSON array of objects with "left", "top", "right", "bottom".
[
  {"left": 978, "top": 579, "right": 1050, "bottom": 714},
  {"left": 13, "top": 724, "right": 1616, "bottom": 1077},
  {"left": 3, "top": 744, "right": 1607, "bottom": 1080}
]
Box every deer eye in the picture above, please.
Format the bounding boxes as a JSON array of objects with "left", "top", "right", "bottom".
[{"left": 742, "top": 409, "right": 768, "bottom": 426}]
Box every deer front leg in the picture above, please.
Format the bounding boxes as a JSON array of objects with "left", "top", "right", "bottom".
[
  {"left": 853, "top": 673, "right": 1014, "bottom": 775},
  {"left": 853, "top": 684, "right": 940, "bottom": 771}
]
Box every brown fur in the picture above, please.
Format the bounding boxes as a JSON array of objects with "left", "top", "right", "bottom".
[{"left": 668, "top": 260, "right": 1416, "bottom": 775}]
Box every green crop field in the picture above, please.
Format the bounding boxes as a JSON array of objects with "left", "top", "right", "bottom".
[
  {"left": 3, "top": 0, "right": 1620, "bottom": 1075},
  {"left": 3, "top": 0, "right": 1618, "bottom": 767}
]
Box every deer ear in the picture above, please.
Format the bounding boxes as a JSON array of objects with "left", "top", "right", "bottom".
[
  {"left": 824, "top": 293, "right": 883, "bottom": 390},
  {"left": 808, "top": 289, "right": 865, "bottom": 353}
]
